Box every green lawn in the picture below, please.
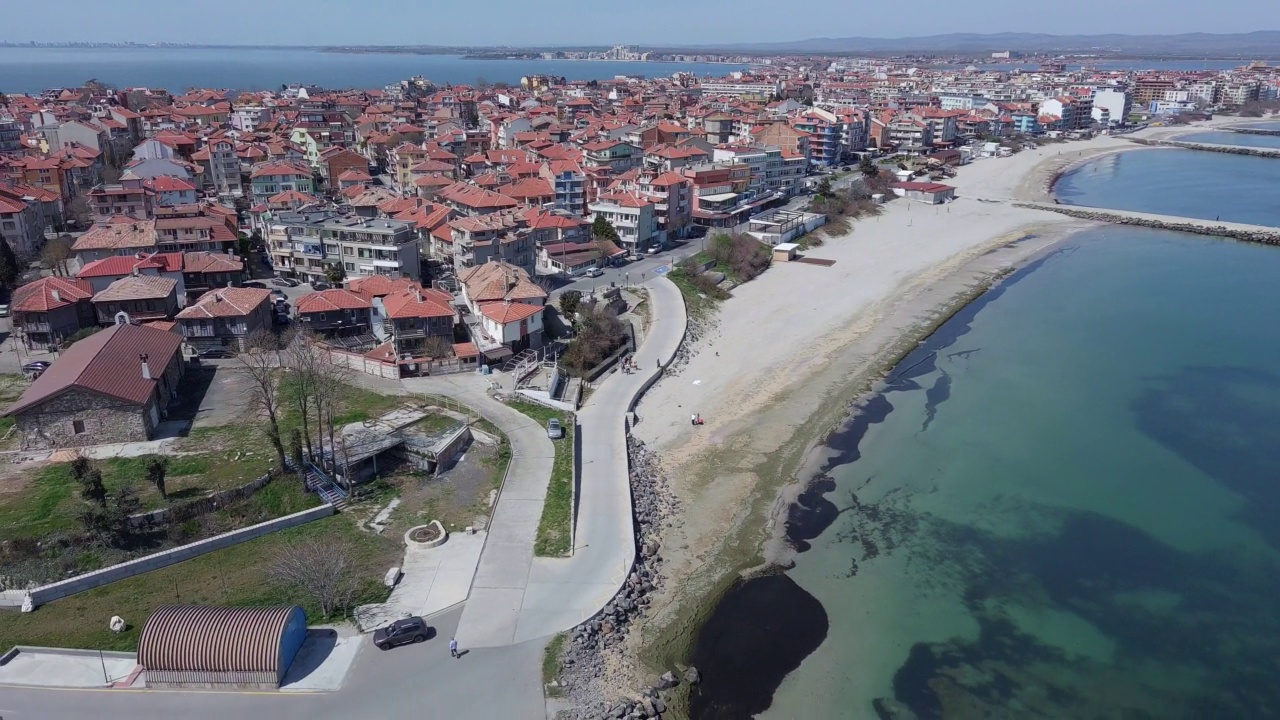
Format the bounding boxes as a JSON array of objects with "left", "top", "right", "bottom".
[
  {"left": 0, "top": 450, "right": 282, "bottom": 540},
  {"left": 506, "top": 399, "right": 574, "bottom": 557},
  {"left": 542, "top": 632, "right": 567, "bottom": 695},
  {"left": 0, "top": 512, "right": 399, "bottom": 653}
]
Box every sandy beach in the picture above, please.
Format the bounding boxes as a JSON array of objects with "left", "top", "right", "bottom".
[{"left": 615, "top": 120, "right": 1231, "bottom": 692}]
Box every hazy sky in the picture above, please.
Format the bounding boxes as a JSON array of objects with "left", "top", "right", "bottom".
[{"left": 2, "top": 0, "right": 1278, "bottom": 46}]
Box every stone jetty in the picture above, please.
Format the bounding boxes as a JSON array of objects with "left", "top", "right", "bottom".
[
  {"left": 1223, "top": 126, "right": 1280, "bottom": 136},
  {"left": 1018, "top": 203, "right": 1280, "bottom": 246},
  {"left": 1128, "top": 137, "right": 1280, "bottom": 158}
]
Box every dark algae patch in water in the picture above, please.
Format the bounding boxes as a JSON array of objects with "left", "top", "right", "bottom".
[{"left": 687, "top": 574, "right": 827, "bottom": 719}]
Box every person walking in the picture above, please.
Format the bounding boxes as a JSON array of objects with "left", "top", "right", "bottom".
[{"left": 449, "top": 637, "right": 459, "bottom": 658}]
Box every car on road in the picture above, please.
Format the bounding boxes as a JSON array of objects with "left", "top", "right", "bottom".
[
  {"left": 646, "top": 247, "right": 661, "bottom": 255},
  {"left": 21, "top": 361, "right": 50, "bottom": 373},
  {"left": 546, "top": 418, "right": 564, "bottom": 439},
  {"left": 373, "top": 616, "right": 429, "bottom": 651},
  {"left": 271, "top": 277, "right": 300, "bottom": 287},
  {"left": 198, "top": 348, "right": 233, "bottom": 359},
  {"left": 270, "top": 288, "right": 287, "bottom": 300},
  {"left": 584, "top": 267, "right": 604, "bottom": 278},
  {"left": 244, "top": 280, "right": 268, "bottom": 289},
  {"left": 309, "top": 280, "right": 332, "bottom": 291}
]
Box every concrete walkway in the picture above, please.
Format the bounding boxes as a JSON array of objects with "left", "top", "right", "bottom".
[
  {"left": 398, "top": 374, "right": 557, "bottom": 649},
  {"left": 516, "top": 277, "right": 687, "bottom": 643},
  {"left": 353, "top": 530, "right": 486, "bottom": 631},
  {"left": 440, "top": 278, "right": 686, "bottom": 648}
]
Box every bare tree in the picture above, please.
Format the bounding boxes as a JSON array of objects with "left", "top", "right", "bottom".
[
  {"left": 269, "top": 537, "right": 363, "bottom": 619},
  {"left": 235, "top": 329, "right": 288, "bottom": 472},
  {"left": 146, "top": 456, "right": 169, "bottom": 500},
  {"left": 284, "top": 331, "right": 321, "bottom": 460},
  {"left": 421, "top": 335, "right": 453, "bottom": 359},
  {"left": 311, "top": 347, "right": 353, "bottom": 478},
  {"left": 41, "top": 235, "right": 74, "bottom": 276}
]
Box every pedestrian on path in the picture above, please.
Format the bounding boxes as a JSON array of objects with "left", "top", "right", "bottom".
[{"left": 449, "top": 637, "right": 459, "bottom": 658}]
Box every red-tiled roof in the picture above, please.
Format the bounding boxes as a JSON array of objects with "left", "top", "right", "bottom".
[
  {"left": 177, "top": 287, "right": 271, "bottom": 318},
  {"left": 4, "top": 324, "right": 184, "bottom": 415},
  {"left": 479, "top": 301, "right": 543, "bottom": 324},
  {"left": 295, "top": 289, "right": 371, "bottom": 313},
  {"left": 11, "top": 277, "right": 94, "bottom": 313}
]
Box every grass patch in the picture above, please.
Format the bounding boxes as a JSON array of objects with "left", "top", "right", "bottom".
[
  {"left": 412, "top": 413, "right": 462, "bottom": 436},
  {"left": 506, "top": 399, "right": 574, "bottom": 557},
  {"left": 473, "top": 417, "right": 501, "bottom": 438},
  {"left": 542, "top": 632, "right": 567, "bottom": 695},
  {"left": 0, "top": 512, "right": 398, "bottom": 653},
  {"left": 0, "top": 451, "right": 279, "bottom": 540},
  {"left": 668, "top": 269, "right": 727, "bottom": 317}
]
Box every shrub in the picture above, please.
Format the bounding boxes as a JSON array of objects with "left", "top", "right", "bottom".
[
  {"left": 61, "top": 326, "right": 102, "bottom": 349},
  {"left": 705, "top": 233, "right": 772, "bottom": 282},
  {"left": 562, "top": 306, "right": 628, "bottom": 375}
]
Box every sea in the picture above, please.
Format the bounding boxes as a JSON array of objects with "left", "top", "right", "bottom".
[
  {"left": 0, "top": 46, "right": 750, "bottom": 94},
  {"left": 687, "top": 145, "right": 1280, "bottom": 718}
]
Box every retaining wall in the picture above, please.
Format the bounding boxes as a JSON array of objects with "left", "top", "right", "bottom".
[
  {"left": 2, "top": 505, "right": 334, "bottom": 610},
  {"left": 129, "top": 471, "right": 275, "bottom": 528}
]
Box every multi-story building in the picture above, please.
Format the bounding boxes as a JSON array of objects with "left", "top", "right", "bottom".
[
  {"left": 589, "top": 192, "right": 659, "bottom": 253},
  {"left": 0, "top": 191, "right": 44, "bottom": 257},
  {"left": 0, "top": 116, "right": 23, "bottom": 154},
  {"left": 681, "top": 162, "right": 753, "bottom": 228},
  {"left": 268, "top": 212, "right": 419, "bottom": 284},
  {"left": 88, "top": 174, "right": 154, "bottom": 221},
  {"left": 542, "top": 161, "right": 587, "bottom": 217},
  {"left": 191, "top": 138, "right": 243, "bottom": 196},
  {"left": 791, "top": 109, "right": 842, "bottom": 166},
  {"left": 249, "top": 161, "right": 315, "bottom": 198},
  {"left": 698, "top": 79, "right": 782, "bottom": 100},
  {"left": 1091, "top": 88, "right": 1133, "bottom": 127},
  {"left": 581, "top": 141, "right": 641, "bottom": 174}
]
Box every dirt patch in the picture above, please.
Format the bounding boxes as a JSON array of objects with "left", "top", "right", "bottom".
[{"left": 384, "top": 438, "right": 508, "bottom": 537}]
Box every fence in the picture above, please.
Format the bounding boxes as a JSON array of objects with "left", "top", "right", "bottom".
[
  {"left": 321, "top": 345, "right": 400, "bottom": 379},
  {"left": 2, "top": 505, "right": 335, "bottom": 610}
]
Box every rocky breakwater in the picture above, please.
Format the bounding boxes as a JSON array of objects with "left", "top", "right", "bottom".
[
  {"left": 1128, "top": 136, "right": 1280, "bottom": 158},
  {"left": 1224, "top": 126, "right": 1280, "bottom": 136},
  {"left": 554, "top": 437, "right": 691, "bottom": 720},
  {"left": 1016, "top": 203, "right": 1280, "bottom": 247}
]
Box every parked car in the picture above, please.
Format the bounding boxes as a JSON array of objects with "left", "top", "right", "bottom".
[
  {"left": 21, "top": 361, "right": 50, "bottom": 373},
  {"left": 270, "top": 289, "right": 287, "bottom": 300},
  {"left": 373, "top": 616, "right": 429, "bottom": 651},
  {"left": 271, "top": 278, "right": 293, "bottom": 287},
  {"left": 198, "top": 348, "right": 233, "bottom": 359},
  {"left": 309, "top": 280, "right": 332, "bottom": 291},
  {"left": 584, "top": 267, "right": 604, "bottom": 278},
  {"left": 547, "top": 418, "right": 564, "bottom": 439},
  {"left": 0, "top": 304, "right": 9, "bottom": 317},
  {"left": 244, "top": 280, "right": 268, "bottom": 289}
]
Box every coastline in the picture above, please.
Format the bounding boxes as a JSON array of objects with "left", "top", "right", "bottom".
[{"left": 615, "top": 125, "right": 1210, "bottom": 712}]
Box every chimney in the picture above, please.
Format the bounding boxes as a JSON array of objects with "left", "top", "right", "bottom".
[
  {"left": 50, "top": 289, "right": 61, "bottom": 303},
  {"left": 140, "top": 353, "right": 151, "bottom": 380}
]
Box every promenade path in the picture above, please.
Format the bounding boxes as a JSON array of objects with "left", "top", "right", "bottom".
[{"left": 453, "top": 276, "right": 687, "bottom": 647}]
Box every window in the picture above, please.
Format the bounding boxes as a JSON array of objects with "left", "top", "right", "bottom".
[
  {"left": 319, "top": 313, "right": 327, "bottom": 321},
  {"left": 72, "top": 420, "right": 86, "bottom": 434}
]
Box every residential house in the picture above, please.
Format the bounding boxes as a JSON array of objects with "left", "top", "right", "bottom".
[
  {"left": 190, "top": 138, "right": 244, "bottom": 196},
  {"left": 436, "top": 182, "right": 520, "bottom": 216},
  {"left": 2, "top": 324, "right": 185, "bottom": 449},
  {"left": 295, "top": 288, "right": 373, "bottom": 336},
  {"left": 378, "top": 285, "right": 457, "bottom": 357},
  {"left": 10, "top": 276, "right": 97, "bottom": 346},
  {"left": 76, "top": 251, "right": 185, "bottom": 296},
  {"left": 267, "top": 212, "right": 419, "bottom": 284},
  {"left": 588, "top": 192, "right": 660, "bottom": 253},
  {"left": 71, "top": 220, "right": 157, "bottom": 264},
  {"left": 456, "top": 261, "right": 548, "bottom": 360},
  {"left": 176, "top": 286, "right": 274, "bottom": 351},
  {"left": 88, "top": 173, "right": 154, "bottom": 220},
  {"left": 181, "top": 251, "right": 245, "bottom": 302},
  {"left": 0, "top": 190, "right": 45, "bottom": 257},
  {"left": 91, "top": 275, "right": 180, "bottom": 325},
  {"left": 250, "top": 161, "right": 315, "bottom": 198}
]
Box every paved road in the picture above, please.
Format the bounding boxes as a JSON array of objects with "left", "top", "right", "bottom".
[
  {"left": 0, "top": 607, "right": 546, "bottom": 720},
  {"left": 551, "top": 240, "right": 704, "bottom": 300}
]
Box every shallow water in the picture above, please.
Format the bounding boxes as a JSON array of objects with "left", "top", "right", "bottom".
[{"left": 689, "top": 227, "right": 1280, "bottom": 719}]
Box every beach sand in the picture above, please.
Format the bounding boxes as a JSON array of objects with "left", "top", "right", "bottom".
[{"left": 614, "top": 122, "right": 1224, "bottom": 693}]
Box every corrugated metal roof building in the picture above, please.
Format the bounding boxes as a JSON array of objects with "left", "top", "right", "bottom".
[{"left": 138, "top": 605, "right": 308, "bottom": 689}]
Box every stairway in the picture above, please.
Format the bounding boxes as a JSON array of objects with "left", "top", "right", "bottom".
[{"left": 291, "top": 459, "right": 349, "bottom": 509}]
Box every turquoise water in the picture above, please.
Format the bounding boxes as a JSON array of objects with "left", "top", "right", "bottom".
[
  {"left": 0, "top": 47, "right": 748, "bottom": 93},
  {"left": 751, "top": 227, "right": 1280, "bottom": 718},
  {"left": 1055, "top": 148, "right": 1280, "bottom": 226},
  {"left": 1179, "top": 130, "right": 1280, "bottom": 150}
]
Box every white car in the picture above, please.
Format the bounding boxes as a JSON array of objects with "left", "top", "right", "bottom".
[{"left": 584, "top": 267, "right": 604, "bottom": 278}]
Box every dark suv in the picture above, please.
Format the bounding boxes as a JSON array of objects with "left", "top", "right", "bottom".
[{"left": 373, "top": 616, "right": 429, "bottom": 650}]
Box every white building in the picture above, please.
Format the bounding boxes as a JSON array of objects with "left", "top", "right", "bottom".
[
  {"left": 1091, "top": 88, "right": 1133, "bottom": 127},
  {"left": 589, "top": 193, "right": 660, "bottom": 252}
]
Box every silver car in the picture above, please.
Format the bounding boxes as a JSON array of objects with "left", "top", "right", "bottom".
[{"left": 547, "top": 418, "right": 564, "bottom": 439}]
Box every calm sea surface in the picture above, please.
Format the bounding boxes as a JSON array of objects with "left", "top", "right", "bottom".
[
  {"left": 688, "top": 153, "right": 1280, "bottom": 718},
  {"left": 0, "top": 47, "right": 749, "bottom": 93},
  {"left": 1054, "top": 147, "right": 1280, "bottom": 226}
]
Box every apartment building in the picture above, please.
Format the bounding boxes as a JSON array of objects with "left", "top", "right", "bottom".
[
  {"left": 588, "top": 192, "right": 660, "bottom": 253},
  {"left": 268, "top": 211, "right": 419, "bottom": 284},
  {"left": 190, "top": 138, "right": 243, "bottom": 196},
  {"left": 698, "top": 79, "right": 782, "bottom": 100}
]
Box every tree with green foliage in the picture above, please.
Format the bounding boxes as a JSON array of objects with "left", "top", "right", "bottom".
[
  {"left": 815, "top": 177, "right": 833, "bottom": 197},
  {"left": 146, "top": 456, "right": 169, "bottom": 500},
  {"left": 859, "top": 155, "right": 878, "bottom": 177},
  {"left": 0, "top": 239, "right": 20, "bottom": 290},
  {"left": 592, "top": 215, "right": 619, "bottom": 243},
  {"left": 324, "top": 264, "right": 344, "bottom": 285},
  {"left": 558, "top": 290, "right": 582, "bottom": 320}
]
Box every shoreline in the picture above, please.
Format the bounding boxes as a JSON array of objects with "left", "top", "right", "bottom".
[{"left": 614, "top": 122, "right": 1228, "bottom": 713}]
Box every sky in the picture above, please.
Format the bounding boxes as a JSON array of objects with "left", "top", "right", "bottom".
[{"left": 1, "top": 0, "right": 1278, "bottom": 46}]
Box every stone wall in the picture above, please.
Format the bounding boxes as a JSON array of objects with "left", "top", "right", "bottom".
[
  {"left": 15, "top": 388, "right": 150, "bottom": 450},
  {"left": 1130, "top": 137, "right": 1280, "bottom": 158},
  {"left": 1, "top": 504, "right": 334, "bottom": 610}
]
